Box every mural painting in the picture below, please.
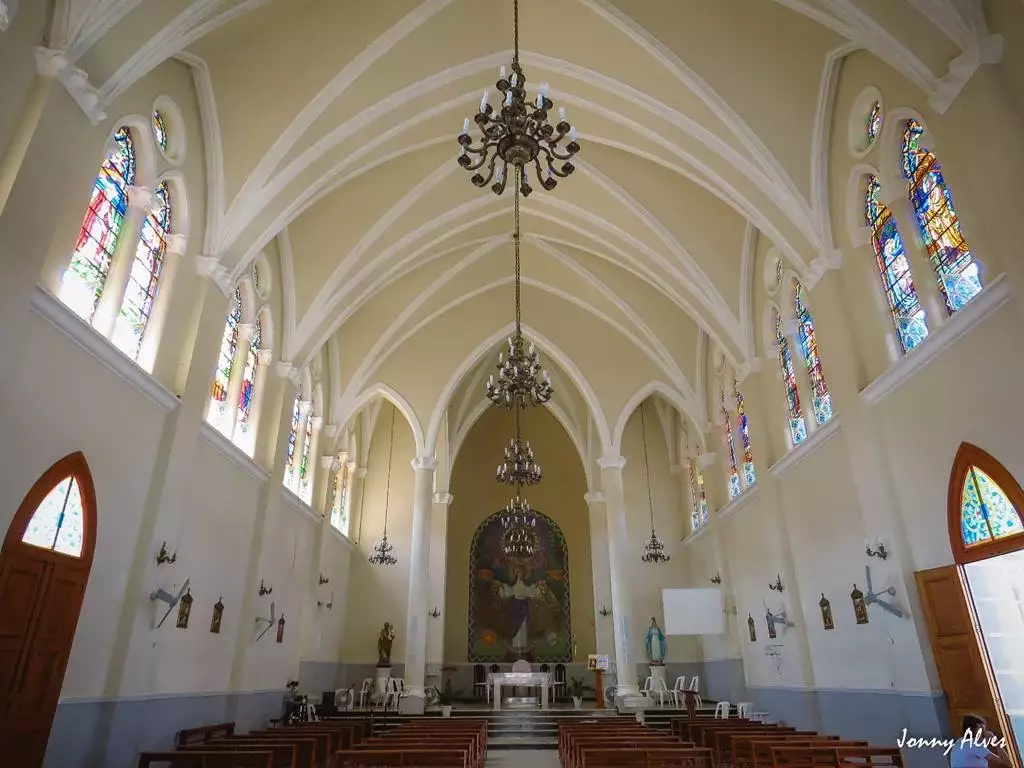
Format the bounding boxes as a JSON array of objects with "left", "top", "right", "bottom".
[{"left": 468, "top": 509, "right": 572, "bottom": 662}]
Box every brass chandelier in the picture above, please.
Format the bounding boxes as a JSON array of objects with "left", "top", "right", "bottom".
[
  {"left": 368, "top": 408, "right": 398, "bottom": 567},
  {"left": 501, "top": 489, "right": 538, "bottom": 559},
  {"left": 639, "top": 402, "right": 670, "bottom": 564},
  {"left": 457, "top": 0, "right": 580, "bottom": 196},
  {"left": 496, "top": 407, "right": 542, "bottom": 486}
]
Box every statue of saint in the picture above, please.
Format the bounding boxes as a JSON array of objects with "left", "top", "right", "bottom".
[
  {"left": 645, "top": 617, "right": 667, "bottom": 664},
  {"left": 377, "top": 622, "right": 395, "bottom": 666}
]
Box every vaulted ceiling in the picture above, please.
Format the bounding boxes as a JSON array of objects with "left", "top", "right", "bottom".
[{"left": 53, "top": 0, "right": 995, "bottom": 442}]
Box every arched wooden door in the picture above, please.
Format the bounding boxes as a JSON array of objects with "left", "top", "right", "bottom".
[{"left": 0, "top": 452, "right": 97, "bottom": 767}]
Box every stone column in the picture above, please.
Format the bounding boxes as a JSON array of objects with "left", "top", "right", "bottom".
[
  {"left": 316, "top": 455, "right": 339, "bottom": 517},
  {"left": 585, "top": 491, "right": 614, "bottom": 656},
  {"left": 426, "top": 493, "right": 452, "bottom": 671},
  {"left": 92, "top": 184, "right": 154, "bottom": 337},
  {"left": 401, "top": 456, "right": 437, "bottom": 712},
  {"left": 348, "top": 465, "right": 367, "bottom": 542},
  {"left": 597, "top": 455, "right": 637, "bottom": 698}
]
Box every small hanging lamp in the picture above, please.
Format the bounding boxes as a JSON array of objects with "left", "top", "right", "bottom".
[
  {"left": 640, "top": 401, "right": 670, "bottom": 564},
  {"left": 369, "top": 407, "right": 398, "bottom": 567}
]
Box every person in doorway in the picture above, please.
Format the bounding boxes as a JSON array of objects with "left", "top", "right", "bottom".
[{"left": 949, "top": 715, "right": 1012, "bottom": 768}]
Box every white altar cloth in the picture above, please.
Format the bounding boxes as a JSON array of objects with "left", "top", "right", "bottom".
[{"left": 488, "top": 671, "right": 551, "bottom": 710}]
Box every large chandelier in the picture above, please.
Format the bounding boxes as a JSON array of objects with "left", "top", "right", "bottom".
[
  {"left": 496, "top": 408, "right": 542, "bottom": 486},
  {"left": 369, "top": 408, "right": 398, "bottom": 567},
  {"left": 457, "top": 0, "right": 580, "bottom": 197},
  {"left": 638, "top": 401, "right": 670, "bottom": 564},
  {"left": 501, "top": 494, "right": 538, "bottom": 559},
  {"left": 485, "top": 181, "right": 553, "bottom": 409}
]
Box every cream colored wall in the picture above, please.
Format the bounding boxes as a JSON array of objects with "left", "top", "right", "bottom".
[
  {"left": 443, "top": 405, "right": 595, "bottom": 662},
  {"left": 341, "top": 402, "right": 417, "bottom": 663}
]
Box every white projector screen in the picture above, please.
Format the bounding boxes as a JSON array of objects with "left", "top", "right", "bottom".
[{"left": 661, "top": 588, "right": 726, "bottom": 635}]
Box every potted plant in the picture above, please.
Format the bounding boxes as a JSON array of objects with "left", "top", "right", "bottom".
[
  {"left": 569, "top": 676, "right": 589, "bottom": 709},
  {"left": 437, "top": 683, "right": 459, "bottom": 718}
]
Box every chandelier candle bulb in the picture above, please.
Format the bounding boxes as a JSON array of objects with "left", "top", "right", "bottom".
[
  {"left": 463, "top": 118, "right": 470, "bottom": 134},
  {"left": 559, "top": 107, "right": 566, "bottom": 122}
]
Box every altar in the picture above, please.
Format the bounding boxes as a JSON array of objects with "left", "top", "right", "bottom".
[{"left": 489, "top": 671, "right": 551, "bottom": 710}]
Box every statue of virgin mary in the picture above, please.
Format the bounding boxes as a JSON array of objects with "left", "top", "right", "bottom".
[{"left": 645, "top": 617, "right": 667, "bottom": 664}]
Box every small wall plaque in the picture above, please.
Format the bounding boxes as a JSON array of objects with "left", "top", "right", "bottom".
[
  {"left": 210, "top": 597, "right": 224, "bottom": 634},
  {"left": 276, "top": 615, "right": 286, "bottom": 643},
  {"left": 765, "top": 608, "right": 777, "bottom": 639},
  {"left": 851, "top": 584, "right": 869, "bottom": 625},
  {"left": 747, "top": 613, "right": 757, "bottom": 642},
  {"left": 819, "top": 593, "right": 834, "bottom": 630},
  {"left": 176, "top": 589, "right": 193, "bottom": 629}
]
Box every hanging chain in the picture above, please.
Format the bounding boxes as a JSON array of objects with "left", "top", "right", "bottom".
[
  {"left": 640, "top": 401, "right": 656, "bottom": 531},
  {"left": 382, "top": 406, "right": 396, "bottom": 536},
  {"left": 513, "top": 171, "right": 522, "bottom": 335},
  {"left": 513, "top": 0, "right": 520, "bottom": 66}
]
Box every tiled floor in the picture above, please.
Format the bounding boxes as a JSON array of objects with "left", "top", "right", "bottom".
[{"left": 486, "top": 749, "right": 559, "bottom": 768}]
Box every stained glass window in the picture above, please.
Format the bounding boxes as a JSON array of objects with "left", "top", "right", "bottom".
[
  {"left": 331, "top": 463, "right": 350, "bottom": 535},
  {"left": 774, "top": 255, "right": 783, "bottom": 292},
  {"left": 236, "top": 318, "right": 262, "bottom": 439},
  {"left": 21, "top": 476, "right": 85, "bottom": 557},
  {"left": 209, "top": 288, "right": 242, "bottom": 433},
  {"left": 794, "top": 282, "right": 833, "bottom": 426},
  {"left": 735, "top": 384, "right": 756, "bottom": 488},
  {"left": 866, "top": 102, "right": 883, "bottom": 147},
  {"left": 299, "top": 414, "right": 314, "bottom": 495},
  {"left": 61, "top": 126, "right": 136, "bottom": 322},
  {"left": 111, "top": 181, "right": 172, "bottom": 360},
  {"left": 721, "top": 388, "right": 741, "bottom": 500},
  {"left": 960, "top": 465, "right": 1024, "bottom": 548},
  {"left": 284, "top": 395, "right": 301, "bottom": 493},
  {"left": 252, "top": 263, "right": 261, "bottom": 296},
  {"left": 688, "top": 459, "right": 709, "bottom": 533},
  {"left": 901, "top": 119, "right": 982, "bottom": 313},
  {"left": 864, "top": 175, "right": 928, "bottom": 353},
  {"left": 775, "top": 310, "right": 807, "bottom": 446},
  {"left": 152, "top": 110, "right": 168, "bottom": 152}
]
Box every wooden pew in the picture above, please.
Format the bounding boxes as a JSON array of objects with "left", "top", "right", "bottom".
[
  {"left": 669, "top": 716, "right": 749, "bottom": 741},
  {"left": 572, "top": 739, "right": 692, "bottom": 768},
  {"left": 770, "top": 746, "right": 904, "bottom": 768},
  {"left": 356, "top": 737, "right": 480, "bottom": 768},
  {"left": 176, "top": 723, "right": 237, "bottom": 747},
  {"left": 177, "top": 741, "right": 298, "bottom": 768},
  {"left": 559, "top": 723, "right": 650, "bottom": 759},
  {"left": 334, "top": 748, "right": 467, "bottom": 767},
  {"left": 691, "top": 721, "right": 795, "bottom": 747},
  {"left": 559, "top": 727, "right": 652, "bottom": 765},
  {"left": 735, "top": 736, "right": 840, "bottom": 768},
  {"left": 138, "top": 751, "right": 271, "bottom": 768},
  {"left": 747, "top": 740, "right": 865, "bottom": 768},
  {"left": 580, "top": 746, "right": 715, "bottom": 768},
  {"left": 710, "top": 728, "right": 817, "bottom": 764}
]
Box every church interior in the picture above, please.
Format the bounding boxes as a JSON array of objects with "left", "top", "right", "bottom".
[{"left": 2, "top": 1, "right": 1024, "bottom": 766}]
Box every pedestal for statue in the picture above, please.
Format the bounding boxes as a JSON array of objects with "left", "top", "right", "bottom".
[
  {"left": 648, "top": 663, "right": 666, "bottom": 688},
  {"left": 375, "top": 665, "right": 391, "bottom": 697}
]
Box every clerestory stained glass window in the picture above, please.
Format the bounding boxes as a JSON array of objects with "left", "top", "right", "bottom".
[
  {"left": 722, "top": 388, "right": 741, "bottom": 500},
  {"left": 794, "top": 282, "right": 832, "bottom": 426},
  {"left": 112, "top": 181, "right": 172, "bottom": 360},
  {"left": 775, "top": 310, "right": 807, "bottom": 446},
  {"left": 236, "top": 318, "right": 262, "bottom": 440},
  {"left": 735, "top": 384, "right": 756, "bottom": 488},
  {"left": 284, "top": 395, "right": 301, "bottom": 493},
  {"left": 901, "top": 119, "right": 982, "bottom": 313},
  {"left": 299, "top": 413, "right": 314, "bottom": 503},
  {"left": 865, "top": 174, "right": 928, "bottom": 353},
  {"left": 21, "top": 476, "right": 85, "bottom": 557},
  {"left": 960, "top": 465, "right": 1024, "bottom": 548},
  {"left": 866, "top": 102, "right": 883, "bottom": 147},
  {"left": 152, "top": 110, "right": 168, "bottom": 152},
  {"left": 331, "top": 463, "right": 350, "bottom": 535},
  {"left": 688, "top": 458, "right": 709, "bottom": 534},
  {"left": 209, "top": 288, "right": 242, "bottom": 433},
  {"left": 62, "top": 126, "right": 137, "bottom": 322}
]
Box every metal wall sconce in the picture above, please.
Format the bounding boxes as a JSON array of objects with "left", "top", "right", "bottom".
[
  {"left": 428, "top": 606, "right": 440, "bottom": 618},
  {"left": 710, "top": 572, "right": 722, "bottom": 584},
  {"left": 769, "top": 574, "right": 785, "bottom": 592},
  {"left": 598, "top": 605, "right": 611, "bottom": 617},
  {"left": 156, "top": 542, "right": 177, "bottom": 565},
  {"left": 318, "top": 574, "right": 330, "bottom": 585},
  {"left": 865, "top": 538, "right": 889, "bottom": 560},
  {"left": 317, "top": 592, "right": 335, "bottom": 610},
  {"left": 259, "top": 579, "right": 273, "bottom": 596}
]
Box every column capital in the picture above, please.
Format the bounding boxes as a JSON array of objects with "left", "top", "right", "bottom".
[
  {"left": 736, "top": 357, "right": 761, "bottom": 383},
  {"left": 309, "top": 416, "right": 323, "bottom": 430},
  {"left": 597, "top": 455, "right": 626, "bottom": 470},
  {"left": 320, "top": 455, "right": 338, "bottom": 471},
  {"left": 336, "top": 450, "right": 350, "bottom": 464},
  {"left": 583, "top": 491, "right": 605, "bottom": 504},
  {"left": 236, "top": 322, "right": 255, "bottom": 343},
  {"left": 35, "top": 47, "right": 69, "bottom": 78},
  {"left": 195, "top": 255, "right": 234, "bottom": 297},
  {"left": 696, "top": 452, "right": 716, "bottom": 470},
  {"left": 256, "top": 349, "right": 273, "bottom": 365},
  {"left": 804, "top": 249, "right": 843, "bottom": 290},
  {"left": 411, "top": 457, "right": 437, "bottom": 472},
  {"left": 298, "top": 400, "right": 313, "bottom": 417},
  {"left": 356, "top": 466, "right": 368, "bottom": 478},
  {"left": 274, "top": 361, "right": 293, "bottom": 379},
  {"left": 433, "top": 492, "right": 454, "bottom": 505},
  {"left": 324, "top": 423, "right": 340, "bottom": 438},
  {"left": 127, "top": 185, "right": 154, "bottom": 211}
]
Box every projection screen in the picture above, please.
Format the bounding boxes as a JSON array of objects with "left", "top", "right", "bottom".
[{"left": 661, "top": 588, "right": 726, "bottom": 635}]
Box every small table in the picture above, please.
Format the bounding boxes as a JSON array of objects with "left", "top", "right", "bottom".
[{"left": 489, "top": 672, "right": 551, "bottom": 710}]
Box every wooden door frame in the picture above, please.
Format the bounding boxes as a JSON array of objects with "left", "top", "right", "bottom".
[{"left": 2, "top": 452, "right": 97, "bottom": 565}]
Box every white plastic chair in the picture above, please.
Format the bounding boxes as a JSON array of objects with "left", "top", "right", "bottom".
[
  {"left": 714, "top": 700, "right": 730, "bottom": 718},
  {"left": 687, "top": 676, "right": 703, "bottom": 709},
  {"left": 650, "top": 676, "right": 672, "bottom": 707},
  {"left": 639, "top": 675, "right": 656, "bottom": 706},
  {"left": 737, "top": 701, "right": 754, "bottom": 718},
  {"left": 671, "top": 676, "right": 687, "bottom": 709},
  {"left": 356, "top": 678, "right": 374, "bottom": 709}
]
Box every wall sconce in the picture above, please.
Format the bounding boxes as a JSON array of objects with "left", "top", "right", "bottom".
[
  {"left": 865, "top": 538, "right": 889, "bottom": 560},
  {"left": 598, "top": 605, "right": 611, "bottom": 617},
  {"left": 317, "top": 592, "right": 335, "bottom": 611},
  {"left": 769, "top": 574, "right": 785, "bottom": 592},
  {"left": 318, "top": 574, "right": 330, "bottom": 585},
  {"left": 259, "top": 579, "right": 273, "bottom": 596},
  {"left": 710, "top": 572, "right": 722, "bottom": 584},
  {"left": 156, "top": 542, "right": 177, "bottom": 565},
  {"left": 428, "top": 606, "right": 440, "bottom": 618}
]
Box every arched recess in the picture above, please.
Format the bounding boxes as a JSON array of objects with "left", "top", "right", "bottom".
[
  {"left": 347, "top": 383, "right": 425, "bottom": 457},
  {"left": 611, "top": 381, "right": 697, "bottom": 457},
  {"left": 0, "top": 452, "right": 98, "bottom": 765},
  {"left": 466, "top": 509, "right": 572, "bottom": 663},
  {"left": 947, "top": 442, "right": 1024, "bottom": 565}
]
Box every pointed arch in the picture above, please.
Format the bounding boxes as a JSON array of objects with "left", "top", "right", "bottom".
[
  {"left": 611, "top": 381, "right": 698, "bottom": 456},
  {"left": 948, "top": 443, "right": 1024, "bottom": 564},
  {"left": 349, "top": 383, "right": 426, "bottom": 457}
]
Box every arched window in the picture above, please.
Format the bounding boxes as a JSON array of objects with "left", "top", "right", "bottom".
[
  {"left": 794, "top": 282, "right": 833, "bottom": 426},
  {"left": 721, "top": 387, "right": 741, "bottom": 500},
  {"left": 866, "top": 102, "right": 883, "bottom": 147},
  {"left": 735, "top": 383, "right": 756, "bottom": 488},
  {"left": 21, "top": 476, "right": 86, "bottom": 558},
  {"left": 774, "top": 309, "right": 807, "bottom": 447},
  {"left": 284, "top": 395, "right": 302, "bottom": 494},
  {"left": 865, "top": 174, "right": 928, "bottom": 353},
  {"left": 299, "top": 415, "right": 314, "bottom": 503},
  {"left": 61, "top": 126, "right": 136, "bottom": 322},
  {"left": 252, "top": 262, "right": 261, "bottom": 297},
  {"left": 209, "top": 288, "right": 242, "bottom": 433},
  {"left": 901, "top": 119, "right": 982, "bottom": 313},
  {"left": 111, "top": 180, "right": 172, "bottom": 360},
  {"left": 236, "top": 317, "right": 261, "bottom": 438},
  {"left": 949, "top": 443, "right": 1024, "bottom": 563},
  {"left": 331, "top": 463, "right": 350, "bottom": 535},
  {"left": 152, "top": 111, "right": 168, "bottom": 153},
  {"left": 687, "top": 458, "right": 709, "bottom": 533}
]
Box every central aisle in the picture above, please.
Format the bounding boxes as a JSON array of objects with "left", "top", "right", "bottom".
[{"left": 486, "top": 749, "right": 559, "bottom": 768}]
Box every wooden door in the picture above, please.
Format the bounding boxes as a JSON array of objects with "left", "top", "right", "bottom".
[
  {"left": 0, "top": 453, "right": 96, "bottom": 767},
  {"left": 915, "top": 565, "right": 1004, "bottom": 735}
]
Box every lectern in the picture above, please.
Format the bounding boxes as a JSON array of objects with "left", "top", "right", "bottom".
[{"left": 587, "top": 654, "right": 610, "bottom": 709}]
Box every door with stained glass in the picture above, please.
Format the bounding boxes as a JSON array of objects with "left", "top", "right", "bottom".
[{"left": 0, "top": 453, "right": 96, "bottom": 767}]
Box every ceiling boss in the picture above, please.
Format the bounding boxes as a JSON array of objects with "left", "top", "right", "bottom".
[{"left": 457, "top": 0, "right": 580, "bottom": 197}]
